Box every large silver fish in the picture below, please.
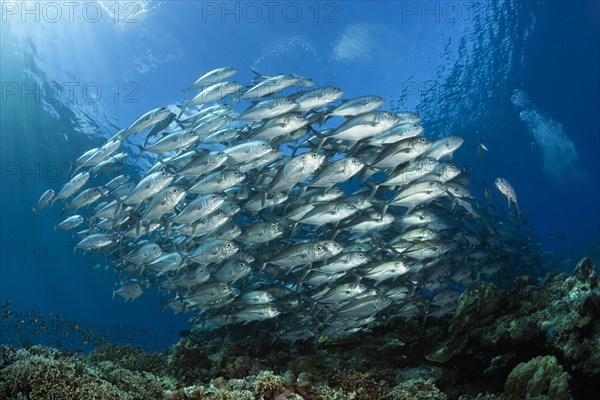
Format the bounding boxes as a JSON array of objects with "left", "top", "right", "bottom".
[{"left": 36, "top": 66, "right": 538, "bottom": 342}]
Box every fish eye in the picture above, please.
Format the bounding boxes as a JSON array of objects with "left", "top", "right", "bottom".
[
  {"left": 352, "top": 159, "right": 358, "bottom": 164},
  {"left": 233, "top": 171, "right": 239, "bottom": 175},
  {"left": 216, "top": 211, "right": 223, "bottom": 216},
  {"left": 316, "top": 246, "right": 323, "bottom": 251},
  {"left": 346, "top": 203, "right": 353, "bottom": 208},
  {"left": 359, "top": 252, "right": 365, "bottom": 257},
  {"left": 420, "top": 138, "right": 427, "bottom": 143},
  {"left": 450, "top": 165, "right": 458, "bottom": 171},
  {"left": 240, "top": 262, "right": 247, "bottom": 267},
  {"left": 226, "top": 243, "right": 232, "bottom": 248},
  {"left": 311, "top": 153, "right": 317, "bottom": 158},
  {"left": 211, "top": 195, "right": 217, "bottom": 199},
  {"left": 262, "top": 143, "right": 268, "bottom": 147}
]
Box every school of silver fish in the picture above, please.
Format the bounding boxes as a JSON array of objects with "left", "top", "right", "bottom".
[{"left": 35, "top": 67, "right": 537, "bottom": 342}]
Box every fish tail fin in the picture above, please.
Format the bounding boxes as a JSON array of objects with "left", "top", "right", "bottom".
[
  {"left": 379, "top": 203, "right": 390, "bottom": 222},
  {"left": 368, "top": 199, "right": 389, "bottom": 222},
  {"left": 449, "top": 199, "right": 457, "bottom": 212},
  {"left": 161, "top": 216, "right": 172, "bottom": 235},
  {"left": 404, "top": 205, "right": 416, "bottom": 215},
  {"left": 358, "top": 164, "right": 373, "bottom": 180},
  {"left": 310, "top": 111, "right": 329, "bottom": 127},
  {"left": 288, "top": 143, "right": 306, "bottom": 157},
  {"left": 136, "top": 145, "right": 145, "bottom": 161},
  {"left": 347, "top": 142, "right": 361, "bottom": 157},
  {"left": 250, "top": 68, "right": 266, "bottom": 80},
  {"left": 257, "top": 262, "right": 267, "bottom": 279},
  {"left": 479, "top": 136, "right": 489, "bottom": 151},
  {"left": 317, "top": 113, "right": 330, "bottom": 126},
  {"left": 308, "top": 128, "right": 327, "bottom": 151},
  {"left": 176, "top": 105, "right": 187, "bottom": 120},
  {"left": 330, "top": 229, "right": 339, "bottom": 240},
  {"left": 351, "top": 271, "right": 363, "bottom": 285},
  {"left": 160, "top": 299, "right": 170, "bottom": 313},
  {"left": 144, "top": 128, "right": 160, "bottom": 148},
  {"left": 108, "top": 192, "right": 124, "bottom": 206},
  {"left": 295, "top": 185, "right": 307, "bottom": 199},
  {"left": 32, "top": 209, "right": 37, "bottom": 220},
  {"left": 364, "top": 180, "right": 379, "bottom": 198},
  {"left": 298, "top": 268, "right": 312, "bottom": 284},
  {"left": 128, "top": 213, "right": 142, "bottom": 237},
  {"left": 307, "top": 300, "right": 318, "bottom": 315}
]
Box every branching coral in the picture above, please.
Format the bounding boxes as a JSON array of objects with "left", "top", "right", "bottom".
[
  {"left": 253, "top": 370, "right": 284, "bottom": 398},
  {"left": 388, "top": 378, "right": 446, "bottom": 400},
  {"left": 87, "top": 343, "right": 168, "bottom": 374},
  {"left": 163, "top": 384, "right": 255, "bottom": 400},
  {"left": 0, "top": 345, "right": 175, "bottom": 400},
  {"left": 0, "top": 346, "right": 124, "bottom": 400}
]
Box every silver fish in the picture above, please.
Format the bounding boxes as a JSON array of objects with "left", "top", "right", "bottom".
[
  {"left": 185, "top": 66, "right": 237, "bottom": 92},
  {"left": 124, "top": 171, "right": 173, "bottom": 206},
  {"left": 55, "top": 215, "right": 84, "bottom": 231},
  {"left": 494, "top": 177, "right": 520, "bottom": 217},
  {"left": 55, "top": 172, "right": 90, "bottom": 203},
  {"left": 328, "top": 95, "right": 384, "bottom": 117},
  {"left": 33, "top": 189, "right": 55, "bottom": 218}
]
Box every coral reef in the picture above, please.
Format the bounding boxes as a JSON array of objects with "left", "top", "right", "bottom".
[
  {"left": 425, "top": 258, "right": 599, "bottom": 394},
  {"left": 0, "top": 346, "right": 124, "bottom": 400},
  {"left": 1, "top": 258, "right": 598, "bottom": 400},
  {"left": 253, "top": 370, "right": 284, "bottom": 398},
  {"left": 504, "top": 355, "right": 572, "bottom": 400},
  {"left": 0, "top": 345, "right": 175, "bottom": 400},
  {"left": 87, "top": 343, "right": 168, "bottom": 374},
  {"left": 388, "top": 378, "right": 447, "bottom": 400},
  {"left": 160, "top": 258, "right": 598, "bottom": 399},
  {"left": 163, "top": 384, "right": 255, "bottom": 400}
]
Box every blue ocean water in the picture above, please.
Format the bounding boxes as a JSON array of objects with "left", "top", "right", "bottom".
[{"left": 0, "top": 1, "right": 598, "bottom": 350}]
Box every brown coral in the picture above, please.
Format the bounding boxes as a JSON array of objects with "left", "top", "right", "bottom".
[
  {"left": 503, "top": 355, "right": 572, "bottom": 400},
  {"left": 388, "top": 378, "right": 447, "bottom": 400}
]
